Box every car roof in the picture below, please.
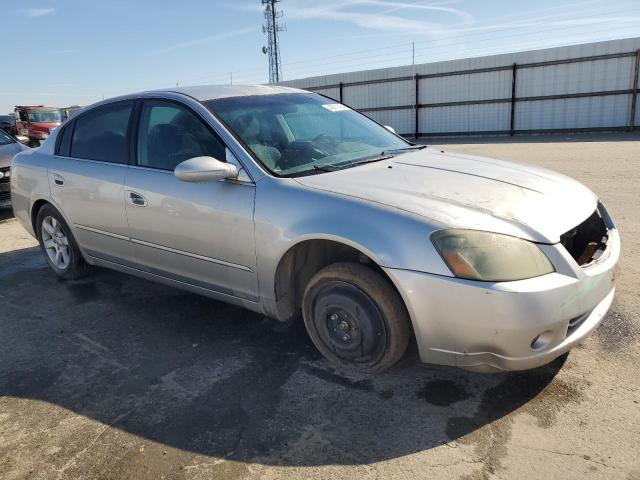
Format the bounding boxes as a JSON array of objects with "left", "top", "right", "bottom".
[
  {"left": 152, "top": 84, "right": 307, "bottom": 102},
  {"left": 69, "top": 85, "right": 312, "bottom": 119}
]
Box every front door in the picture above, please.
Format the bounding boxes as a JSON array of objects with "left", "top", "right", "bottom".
[{"left": 124, "top": 99, "right": 258, "bottom": 301}]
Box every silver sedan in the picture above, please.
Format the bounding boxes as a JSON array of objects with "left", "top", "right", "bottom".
[{"left": 10, "top": 85, "right": 619, "bottom": 373}]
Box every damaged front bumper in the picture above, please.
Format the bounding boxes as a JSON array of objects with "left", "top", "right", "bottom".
[{"left": 385, "top": 224, "right": 620, "bottom": 372}]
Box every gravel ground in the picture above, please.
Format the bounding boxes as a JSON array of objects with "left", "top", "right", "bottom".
[{"left": 0, "top": 133, "right": 638, "bottom": 480}]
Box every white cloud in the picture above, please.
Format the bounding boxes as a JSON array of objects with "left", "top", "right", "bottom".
[
  {"left": 22, "top": 8, "right": 56, "bottom": 17},
  {"left": 244, "top": 0, "right": 473, "bottom": 36},
  {"left": 344, "top": 0, "right": 473, "bottom": 23},
  {"left": 151, "top": 26, "right": 257, "bottom": 55}
]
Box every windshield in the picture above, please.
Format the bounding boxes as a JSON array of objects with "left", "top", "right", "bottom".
[
  {"left": 27, "top": 109, "right": 61, "bottom": 124},
  {"left": 205, "top": 93, "right": 410, "bottom": 177},
  {"left": 0, "top": 129, "right": 15, "bottom": 145}
]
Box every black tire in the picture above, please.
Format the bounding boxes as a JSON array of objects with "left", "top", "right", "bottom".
[
  {"left": 36, "top": 204, "right": 92, "bottom": 280},
  {"left": 302, "top": 262, "right": 410, "bottom": 373}
]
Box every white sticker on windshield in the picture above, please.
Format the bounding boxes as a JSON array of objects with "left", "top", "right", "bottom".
[{"left": 322, "top": 103, "right": 351, "bottom": 112}]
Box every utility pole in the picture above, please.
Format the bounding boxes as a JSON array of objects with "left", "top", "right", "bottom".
[{"left": 261, "top": 0, "right": 285, "bottom": 84}]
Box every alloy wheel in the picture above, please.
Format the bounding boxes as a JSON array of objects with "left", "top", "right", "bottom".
[{"left": 41, "top": 216, "right": 70, "bottom": 270}]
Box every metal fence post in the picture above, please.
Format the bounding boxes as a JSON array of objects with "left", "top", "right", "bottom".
[
  {"left": 629, "top": 49, "right": 640, "bottom": 131},
  {"left": 339, "top": 82, "right": 344, "bottom": 103},
  {"left": 510, "top": 62, "right": 518, "bottom": 136},
  {"left": 414, "top": 74, "right": 420, "bottom": 139}
]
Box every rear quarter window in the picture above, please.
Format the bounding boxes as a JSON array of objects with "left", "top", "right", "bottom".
[{"left": 56, "top": 122, "right": 74, "bottom": 157}]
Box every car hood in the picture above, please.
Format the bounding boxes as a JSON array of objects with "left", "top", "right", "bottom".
[
  {"left": 294, "top": 148, "right": 597, "bottom": 243},
  {"left": 0, "top": 142, "right": 27, "bottom": 169}
]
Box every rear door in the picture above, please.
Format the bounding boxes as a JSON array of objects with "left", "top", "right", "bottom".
[
  {"left": 124, "top": 99, "right": 258, "bottom": 301},
  {"left": 48, "top": 101, "right": 135, "bottom": 264}
]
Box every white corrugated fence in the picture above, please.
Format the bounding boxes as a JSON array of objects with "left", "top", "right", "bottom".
[{"left": 279, "top": 37, "right": 640, "bottom": 137}]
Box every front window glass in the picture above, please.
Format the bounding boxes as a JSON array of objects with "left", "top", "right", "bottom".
[
  {"left": 0, "top": 129, "right": 15, "bottom": 145},
  {"left": 137, "top": 101, "right": 225, "bottom": 171},
  {"left": 27, "top": 109, "right": 62, "bottom": 123},
  {"left": 205, "top": 93, "right": 410, "bottom": 177}
]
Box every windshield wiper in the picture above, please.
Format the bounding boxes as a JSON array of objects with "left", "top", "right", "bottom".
[
  {"left": 382, "top": 145, "right": 426, "bottom": 155},
  {"left": 312, "top": 164, "right": 340, "bottom": 172},
  {"left": 330, "top": 153, "right": 393, "bottom": 169},
  {"left": 348, "top": 154, "right": 393, "bottom": 166},
  {"left": 310, "top": 153, "right": 392, "bottom": 173}
]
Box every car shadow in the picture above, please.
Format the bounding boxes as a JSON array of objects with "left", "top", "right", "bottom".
[{"left": 0, "top": 246, "right": 568, "bottom": 466}]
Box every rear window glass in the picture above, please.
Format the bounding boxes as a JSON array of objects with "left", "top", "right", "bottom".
[{"left": 70, "top": 103, "right": 133, "bottom": 163}]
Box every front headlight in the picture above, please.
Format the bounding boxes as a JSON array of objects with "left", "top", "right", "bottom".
[{"left": 431, "top": 229, "right": 554, "bottom": 282}]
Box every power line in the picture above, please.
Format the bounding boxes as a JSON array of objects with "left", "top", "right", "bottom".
[
  {"left": 185, "top": 28, "right": 640, "bottom": 87},
  {"left": 178, "top": 6, "right": 639, "bottom": 86},
  {"left": 284, "top": 8, "right": 639, "bottom": 74},
  {"left": 277, "top": 6, "right": 637, "bottom": 75},
  {"left": 181, "top": 5, "right": 636, "bottom": 84},
  {"left": 282, "top": 19, "right": 640, "bottom": 79},
  {"left": 179, "top": 42, "right": 412, "bottom": 84}
]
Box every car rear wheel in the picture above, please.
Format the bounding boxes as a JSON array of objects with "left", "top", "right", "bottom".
[
  {"left": 36, "top": 204, "right": 92, "bottom": 280},
  {"left": 302, "top": 262, "right": 410, "bottom": 373}
]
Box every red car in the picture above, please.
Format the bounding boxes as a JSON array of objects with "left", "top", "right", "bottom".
[{"left": 14, "top": 105, "right": 61, "bottom": 147}]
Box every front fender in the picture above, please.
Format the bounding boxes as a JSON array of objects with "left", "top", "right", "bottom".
[{"left": 254, "top": 177, "right": 452, "bottom": 312}]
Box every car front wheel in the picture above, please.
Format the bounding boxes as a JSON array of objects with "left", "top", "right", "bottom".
[{"left": 302, "top": 262, "right": 410, "bottom": 373}]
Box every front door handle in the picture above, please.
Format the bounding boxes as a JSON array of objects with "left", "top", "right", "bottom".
[
  {"left": 52, "top": 173, "right": 64, "bottom": 186},
  {"left": 127, "top": 191, "right": 147, "bottom": 207}
]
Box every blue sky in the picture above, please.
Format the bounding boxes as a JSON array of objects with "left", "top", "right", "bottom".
[{"left": 2, "top": 0, "right": 640, "bottom": 113}]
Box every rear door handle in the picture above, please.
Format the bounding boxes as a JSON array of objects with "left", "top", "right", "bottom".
[
  {"left": 127, "top": 191, "right": 147, "bottom": 207},
  {"left": 52, "top": 173, "right": 64, "bottom": 186}
]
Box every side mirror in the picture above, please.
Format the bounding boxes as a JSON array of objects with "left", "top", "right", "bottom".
[
  {"left": 174, "top": 156, "right": 238, "bottom": 183},
  {"left": 384, "top": 125, "right": 397, "bottom": 134}
]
